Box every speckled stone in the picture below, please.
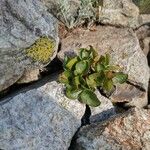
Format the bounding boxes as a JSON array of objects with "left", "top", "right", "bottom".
[
  {"left": 73, "top": 108, "right": 150, "bottom": 150},
  {"left": 0, "top": 81, "right": 85, "bottom": 150}
]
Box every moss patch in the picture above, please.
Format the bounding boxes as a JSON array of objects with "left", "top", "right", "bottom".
[{"left": 26, "top": 36, "right": 55, "bottom": 63}]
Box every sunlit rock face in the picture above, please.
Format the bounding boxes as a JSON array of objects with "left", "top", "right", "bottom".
[
  {"left": 0, "top": 81, "right": 85, "bottom": 149},
  {"left": 73, "top": 108, "right": 150, "bottom": 150},
  {"left": 58, "top": 26, "right": 149, "bottom": 107}
]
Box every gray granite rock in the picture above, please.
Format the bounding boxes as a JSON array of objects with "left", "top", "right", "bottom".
[
  {"left": 38, "top": 81, "right": 86, "bottom": 119},
  {"left": 98, "top": 0, "right": 141, "bottom": 28},
  {"left": 73, "top": 108, "right": 150, "bottom": 150},
  {"left": 58, "top": 26, "right": 149, "bottom": 107},
  {"left": 90, "top": 90, "right": 116, "bottom": 123},
  {"left": 0, "top": 81, "right": 85, "bottom": 150},
  {"left": 110, "top": 83, "right": 148, "bottom": 108},
  {"left": 46, "top": 80, "right": 116, "bottom": 124},
  {"left": 0, "top": 0, "right": 59, "bottom": 92}
]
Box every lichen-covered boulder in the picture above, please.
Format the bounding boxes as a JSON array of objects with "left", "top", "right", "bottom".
[
  {"left": 0, "top": 0, "right": 59, "bottom": 92},
  {"left": 73, "top": 108, "right": 150, "bottom": 150},
  {"left": 58, "top": 26, "right": 149, "bottom": 107},
  {"left": 0, "top": 80, "right": 85, "bottom": 149}
]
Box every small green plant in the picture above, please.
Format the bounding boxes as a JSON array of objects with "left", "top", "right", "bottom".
[{"left": 59, "top": 47, "right": 128, "bottom": 107}]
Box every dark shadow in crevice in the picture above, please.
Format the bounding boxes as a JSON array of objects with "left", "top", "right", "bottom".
[
  {"left": 68, "top": 127, "right": 80, "bottom": 150},
  {"left": 57, "top": 42, "right": 62, "bottom": 53},
  {"left": 126, "top": 80, "right": 146, "bottom": 92},
  {"left": 69, "top": 105, "right": 91, "bottom": 150},
  {"left": 0, "top": 57, "right": 63, "bottom": 104},
  {"left": 90, "top": 108, "right": 117, "bottom": 124},
  {"left": 81, "top": 105, "right": 91, "bottom": 126}
]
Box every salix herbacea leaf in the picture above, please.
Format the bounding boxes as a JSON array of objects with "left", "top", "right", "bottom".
[
  {"left": 79, "top": 48, "right": 90, "bottom": 60},
  {"left": 103, "top": 79, "right": 114, "bottom": 92},
  {"left": 95, "top": 62, "right": 105, "bottom": 72},
  {"left": 73, "top": 76, "right": 80, "bottom": 88},
  {"left": 105, "top": 54, "right": 110, "bottom": 66},
  {"left": 63, "top": 55, "right": 70, "bottom": 66},
  {"left": 113, "top": 72, "right": 128, "bottom": 84},
  {"left": 75, "top": 60, "right": 88, "bottom": 75},
  {"left": 66, "top": 56, "right": 78, "bottom": 70},
  {"left": 59, "top": 70, "right": 72, "bottom": 84},
  {"left": 79, "top": 89, "right": 101, "bottom": 107},
  {"left": 66, "top": 87, "right": 82, "bottom": 99},
  {"left": 86, "top": 73, "right": 103, "bottom": 88}
]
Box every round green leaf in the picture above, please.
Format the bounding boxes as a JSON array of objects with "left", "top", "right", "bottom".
[
  {"left": 99, "top": 55, "right": 106, "bottom": 65},
  {"left": 105, "top": 54, "right": 110, "bottom": 66},
  {"left": 79, "top": 89, "right": 101, "bottom": 107},
  {"left": 79, "top": 48, "right": 90, "bottom": 60},
  {"left": 73, "top": 76, "right": 80, "bottom": 88},
  {"left": 86, "top": 73, "right": 99, "bottom": 88},
  {"left": 66, "top": 87, "right": 82, "bottom": 99},
  {"left": 113, "top": 72, "right": 128, "bottom": 84},
  {"left": 66, "top": 56, "right": 78, "bottom": 70},
  {"left": 75, "top": 60, "right": 88, "bottom": 75},
  {"left": 106, "top": 65, "right": 121, "bottom": 71},
  {"left": 79, "top": 76, "right": 89, "bottom": 89},
  {"left": 95, "top": 62, "right": 105, "bottom": 72},
  {"left": 103, "top": 79, "right": 114, "bottom": 92},
  {"left": 63, "top": 55, "right": 70, "bottom": 67},
  {"left": 58, "top": 70, "right": 72, "bottom": 84}
]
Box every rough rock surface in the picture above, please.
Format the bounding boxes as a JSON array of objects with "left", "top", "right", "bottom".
[
  {"left": 73, "top": 108, "right": 150, "bottom": 150},
  {"left": 58, "top": 26, "right": 149, "bottom": 107},
  {"left": 136, "top": 24, "right": 150, "bottom": 40},
  {"left": 39, "top": 81, "right": 85, "bottom": 119},
  {"left": 110, "top": 83, "right": 148, "bottom": 108},
  {"left": 17, "top": 68, "right": 40, "bottom": 84},
  {"left": 142, "top": 37, "right": 150, "bottom": 56},
  {"left": 0, "top": 0, "right": 59, "bottom": 92},
  {"left": 140, "top": 14, "right": 150, "bottom": 25},
  {"left": 0, "top": 81, "right": 85, "bottom": 149},
  {"left": 98, "top": 0, "right": 140, "bottom": 28},
  {"left": 90, "top": 90, "right": 116, "bottom": 123},
  {"left": 43, "top": 81, "right": 116, "bottom": 123}
]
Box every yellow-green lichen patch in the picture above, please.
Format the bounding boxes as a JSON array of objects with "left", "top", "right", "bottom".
[{"left": 26, "top": 36, "right": 55, "bottom": 63}]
